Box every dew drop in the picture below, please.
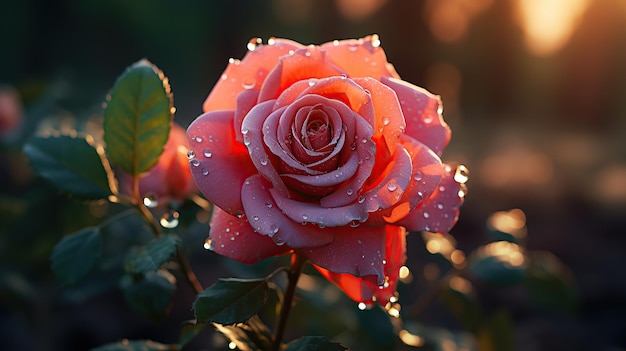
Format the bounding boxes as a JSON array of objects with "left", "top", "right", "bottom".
[
  {"left": 382, "top": 117, "right": 391, "bottom": 126},
  {"left": 349, "top": 220, "right": 360, "bottom": 228},
  {"left": 378, "top": 126, "right": 384, "bottom": 133},
  {"left": 267, "top": 37, "right": 276, "bottom": 45},
  {"left": 220, "top": 73, "right": 228, "bottom": 81},
  {"left": 358, "top": 302, "right": 368, "bottom": 310},
  {"left": 186, "top": 150, "right": 195, "bottom": 159},
  {"left": 253, "top": 215, "right": 259, "bottom": 221},
  {"left": 423, "top": 212, "right": 430, "bottom": 219},
  {"left": 439, "top": 185, "right": 446, "bottom": 192},
  {"left": 348, "top": 45, "right": 358, "bottom": 52},
  {"left": 270, "top": 225, "right": 279, "bottom": 235},
  {"left": 333, "top": 40, "right": 340, "bottom": 46},
  {"left": 265, "top": 202, "right": 273, "bottom": 209},
  {"left": 201, "top": 168, "right": 209, "bottom": 176},
  {"left": 358, "top": 196, "right": 365, "bottom": 204},
  {"left": 143, "top": 193, "right": 159, "bottom": 208},
  {"left": 190, "top": 159, "right": 200, "bottom": 167},
  {"left": 302, "top": 214, "right": 308, "bottom": 220},
  {"left": 242, "top": 77, "right": 256, "bottom": 89},
  {"left": 387, "top": 183, "right": 398, "bottom": 192},
  {"left": 454, "top": 165, "right": 470, "bottom": 184},
  {"left": 203, "top": 149, "right": 212, "bottom": 158},
  {"left": 225, "top": 227, "right": 231, "bottom": 233},
  {"left": 308, "top": 78, "right": 316, "bottom": 87},
  {"left": 346, "top": 188, "right": 354, "bottom": 196},
  {"left": 228, "top": 58, "right": 241, "bottom": 65},
  {"left": 413, "top": 171, "right": 423, "bottom": 181},
  {"left": 437, "top": 203, "right": 444, "bottom": 210},
  {"left": 423, "top": 115, "right": 433, "bottom": 124},
  {"left": 160, "top": 210, "right": 180, "bottom": 229},
  {"left": 370, "top": 34, "right": 381, "bottom": 48},
  {"left": 275, "top": 238, "right": 286, "bottom": 246},
  {"left": 234, "top": 210, "right": 244, "bottom": 218},
  {"left": 260, "top": 157, "right": 268, "bottom": 166},
  {"left": 203, "top": 239, "right": 214, "bottom": 250},
  {"left": 194, "top": 136, "right": 203, "bottom": 143},
  {"left": 241, "top": 128, "right": 249, "bottom": 135},
  {"left": 247, "top": 37, "right": 262, "bottom": 51}
]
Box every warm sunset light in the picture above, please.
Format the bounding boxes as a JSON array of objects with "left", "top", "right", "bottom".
[{"left": 516, "top": 0, "right": 590, "bottom": 56}]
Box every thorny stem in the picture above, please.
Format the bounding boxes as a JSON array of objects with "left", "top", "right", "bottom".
[
  {"left": 177, "top": 248, "right": 204, "bottom": 294},
  {"left": 273, "top": 254, "right": 307, "bottom": 351}
]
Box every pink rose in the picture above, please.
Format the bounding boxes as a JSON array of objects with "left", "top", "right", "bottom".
[{"left": 187, "top": 36, "right": 466, "bottom": 304}]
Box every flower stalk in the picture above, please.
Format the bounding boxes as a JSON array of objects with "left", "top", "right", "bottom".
[{"left": 273, "top": 253, "right": 307, "bottom": 351}]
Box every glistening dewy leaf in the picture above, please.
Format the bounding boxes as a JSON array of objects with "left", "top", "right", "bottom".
[
  {"left": 124, "top": 234, "right": 180, "bottom": 274},
  {"left": 103, "top": 59, "right": 173, "bottom": 177},
  {"left": 24, "top": 135, "right": 113, "bottom": 199},
  {"left": 51, "top": 227, "right": 101, "bottom": 285},
  {"left": 193, "top": 278, "right": 270, "bottom": 325}
]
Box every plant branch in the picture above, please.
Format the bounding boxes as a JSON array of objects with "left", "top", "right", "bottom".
[
  {"left": 272, "top": 253, "right": 306, "bottom": 351},
  {"left": 131, "top": 174, "right": 162, "bottom": 237},
  {"left": 177, "top": 248, "right": 204, "bottom": 294}
]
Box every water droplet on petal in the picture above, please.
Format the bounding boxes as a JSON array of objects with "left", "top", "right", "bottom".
[
  {"left": 253, "top": 215, "right": 259, "bottom": 221},
  {"left": 242, "top": 77, "right": 256, "bottom": 89},
  {"left": 413, "top": 171, "right": 423, "bottom": 181},
  {"left": 423, "top": 212, "right": 430, "bottom": 219},
  {"left": 275, "top": 238, "right": 286, "bottom": 246},
  {"left": 201, "top": 168, "right": 209, "bottom": 176},
  {"left": 260, "top": 157, "right": 268, "bottom": 166},
  {"left": 194, "top": 136, "right": 203, "bottom": 143},
  {"left": 358, "top": 196, "right": 365, "bottom": 204},
  {"left": 348, "top": 45, "right": 358, "bottom": 52},
  {"left": 387, "top": 183, "right": 398, "bottom": 192},
  {"left": 424, "top": 115, "right": 433, "bottom": 124},
  {"left": 190, "top": 159, "right": 200, "bottom": 167},
  {"left": 203, "top": 239, "right": 214, "bottom": 250},
  {"left": 247, "top": 37, "right": 262, "bottom": 51},
  {"left": 302, "top": 214, "right": 308, "bottom": 220},
  {"left": 370, "top": 34, "right": 381, "bottom": 48},
  {"left": 333, "top": 40, "right": 340, "bottom": 46},
  {"left": 347, "top": 189, "right": 354, "bottom": 196},
  {"left": 308, "top": 78, "right": 316, "bottom": 87},
  {"left": 437, "top": 203, "right": 444, "bottom": 210},
  {"left": 203, "top": 149, "right": 212, "bottom": 158},
  {"left": 454, "top": 165, "right": 470, "bottom": 184},
  {"left": 265, "top": 202, "right": 273, "bottom": 209},
  {"left": 349, "top": 220, "right": 360, "bottom": 228},
  {"left": 220, "top": 74, "right": 228, "bottom": 81},
  {"left": 143, "top": 193, "right": 159, "bottom": 208},
  {"left": 382, "top": 117, "right": 391, "bottom": 126},
  {"left": 160, "top": 210, "right": 180, "bottom": 229},
  {"left": 439, "top": 185, "right": 446, "bottom": 192},
  {"left": 186, "top": 150, "right": 195, "bottom": 159}
]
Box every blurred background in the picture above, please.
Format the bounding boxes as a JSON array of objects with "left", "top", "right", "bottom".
[{"left": 1, "top": 0, "right": 625, "bottom": 350}]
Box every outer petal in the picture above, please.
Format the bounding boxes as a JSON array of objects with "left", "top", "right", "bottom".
[
  {"left": 233, "top": 89, "right": 260, "bottom": 144},
  {"left": 397, "top": 164, "right": 466, "bottom": 233},
  {"left": 258, "top": 46, "right": 346, "bottom": 102},
  {"left": 299, "top": 225, "right": 390, "bottom": 285},
  {"left": 187, "top": 110, "right": 255, "bottom": 215},
  {"left": 320, "top": 35, "right": 400, "bottom": 80},
  {"left": 241, "top": 175, "right": 334, "bottom": 248},
  {"left": 313, "top": 225, "right": 407, "bottom": 304},
  {"left": 367, "top": 135, "right": 443, "bottom": 225},
  {"left": 203, "top": 38, "right": 304, "bottom": 111},
  {"left": 208, "top": 207, "right": 290, "bottom": 264},
  {"left": 382, "top": 76, "right": 451, "bottom": 156}
]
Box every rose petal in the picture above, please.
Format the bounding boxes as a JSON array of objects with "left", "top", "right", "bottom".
[
  {"left": 299, "top": 225, "right": 390, "bottom": 286},
  {"left": 397, "top": 164, "right": 466, "bottom": 233},
  {"left": 352, "top": 77, "right": 406, "bottom": 164},
  {"left": 187, "top": 110, "right": 255, "bottom": 215},
  {"left": 368, "top": 136, "right": 444, "bottom": 225},
  {"left": 208, "top": 207, "right": 290, "bottom": 264},
  {"left": 358, "top": 145, "right": 412, "bottom": 213},
  {"left": 320, "top": 35, "right": 400, "bottom": 80},
  {"left": 382, "top": 76, "right": 451, "bottom": 156},
  {"left": 233, "top": 89, "right": 260, "bottom": 144},
  {"left": 203, "top": 38, "right": 304, "bottom": 111},
  {"left": 241, "top": 100, "right": 290, "bottom": 197},
  {"left": 270, "top": 187, "right": 369, "bottom": 227},
  {"left": 258, "top": 46, "right": 346, "bottom": 102},
  {"left": 241, "top": 174, "right": 334, "bottom": 248},
  {"left": 315, "top": 225, "right": 406, "bottom": 304}
]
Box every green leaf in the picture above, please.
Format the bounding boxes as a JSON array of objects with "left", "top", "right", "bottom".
[
  {"left": 214, "top": 316, "right": 274, "bottom": 351},
  {"left": 469, "top": 241, "right": 527, "bottom": 286},
  {"left": 194, "top": 278, "right": 270, "bottom": 325},
  {"left": 51, "top": 227, "right": 101, "bottom": 285},
  {"left": 285, "top": 336, "right": 348, "bottom": 351},
  {"left": 120, "top": 270, "right": 176, "bottom": 320},
  {"left": 103, "top": 59, "right": 173, "bottom": 176},
  {"left": 439, "top": 276, "right": 483, "bottom": 333},
  {"left": 91, "top": 339, "right": 173, "bottom": 351},
  {"left": 24, "top": 135, "right": 113, "bottom": 199},
  {"left": 477, "top": 310, "right": 515, "bottom": 351},
  {"left": 524, "top": 251, "right": 578, "bottom": 312},
  {"left": 124, "top": 234, "right": 180, "bottom": 274}
]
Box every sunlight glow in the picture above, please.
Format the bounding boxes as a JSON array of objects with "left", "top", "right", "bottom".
[
  {"left": 488, "top": 209, "right": 527, "bottom": 238},
  {"left": 516, "top": 0, "right": 590, "bottom": 56},
  {"left": 399, "top": 329, "right": 425, "bottom": 347}
]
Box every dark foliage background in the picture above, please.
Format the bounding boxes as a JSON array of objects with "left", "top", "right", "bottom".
[{"left": 1, "top": 0, "right": 625, "bottom": 350}]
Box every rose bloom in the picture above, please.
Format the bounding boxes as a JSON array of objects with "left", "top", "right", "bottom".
[
  {"left": 187, "top": 36, "right": 466, "bottom": 305},
  {"left": 119, "top": 123, "right": 197, "bottom": 205}
]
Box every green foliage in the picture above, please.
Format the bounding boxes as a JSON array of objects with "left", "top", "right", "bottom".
[
  {"left": 103, "top": 59, "right": 173, "bottom": 177},
  {"left": 524, "top": 251, "right": 578, "bottom": 312},
  {"left": 285, "top": 336, "right": 348, "bottom": 351},
  {"left": 214, "top": 316, "right": 274, "bottom": 351},
  {"left": 178, "top": 321, "right": 209, "bottom": 349},
  {"left": 469, "top": 242, "right": 527, "bottom": 286},
  {"left": 194, "top": 278, "right": 271, "bottom": 325},
  {"left": 91, "top": 339, "right": 175, "bottom": 351},
  {"left": 124, "top": 234, "right": 180, "bottom": 274},
  {"left": 120, "top": 270, "right": 177, "bottom": 320},
  {"left": 51, "top": 227, "right": 101, "bottom": 285},
  {"left": 23, "top": 135, "right": 113, "bottom": 200}
]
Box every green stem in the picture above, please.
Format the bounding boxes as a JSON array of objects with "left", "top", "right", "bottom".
[
  {"left": 273, "top": 254, "right": 306, "bottom": 351},
  {"left": 131, "top": 174, "right": 162, "bottom": 237}
]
